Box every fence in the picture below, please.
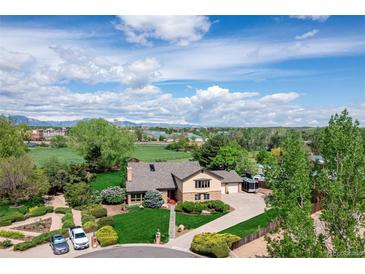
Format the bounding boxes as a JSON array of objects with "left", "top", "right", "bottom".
[{"left": 231, "top": 221, "right": 280, "bottom": 250}]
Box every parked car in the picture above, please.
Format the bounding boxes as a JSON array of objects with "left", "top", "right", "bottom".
[
  {"left": 50, "top": 234, "right": 69, "bottom": 255},
  {"left": 68, "top": 226, "right": 89, "bottom": 250}
]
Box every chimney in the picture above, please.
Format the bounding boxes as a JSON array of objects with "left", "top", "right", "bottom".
[{"left": 127, "top": 166, "right": 132, "bottom": 182}]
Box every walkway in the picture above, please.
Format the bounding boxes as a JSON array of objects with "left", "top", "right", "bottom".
[
  {"left": 168, "top": 205, "right": 176, "bottom": 240},
  {"left": 166, "top": 192, "right": 266, "bottom": 250}
]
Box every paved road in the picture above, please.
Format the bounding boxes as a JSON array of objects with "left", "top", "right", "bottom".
[
  {"left": 166, "top": 192, "right": 266, "bottom": 250},
  {"left": 77, "top": 245, "right": 199, "bottom": 258}
]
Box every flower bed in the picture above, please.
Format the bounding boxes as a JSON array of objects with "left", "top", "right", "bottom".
[
  {"left": 12, "top": 218, "right": 52, "bottom": 233},
  {"left": 175, "top": 200, "right": 230, "bottom": 214}
]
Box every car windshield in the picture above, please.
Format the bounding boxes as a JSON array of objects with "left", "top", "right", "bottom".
[
  {"left": 53, "top": 236, "right": 66, "bottom": 244},
  {"left": 75, "top": 232, "right": 86, "bottom": 239}
]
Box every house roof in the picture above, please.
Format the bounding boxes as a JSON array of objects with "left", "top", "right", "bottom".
[
  {"left": 126, "top": 161, "right": 201, "bottom": 192},
  {"left": 210, "top": 170, "right": 242, "bottom": 183}
]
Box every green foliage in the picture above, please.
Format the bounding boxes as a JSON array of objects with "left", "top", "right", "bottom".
[
  {"left": 266, "top": 132, "right": 327, "bottom": 258},
  {"left": 97, "top": 216, "right": 114, "bottom": 229},
  {"left": 100, "top": 186, "right": 126, "bottom": 204},
  {"left": 50, "top": 135, "right": 68, "bottom": 148},
  {"left": 0, "top": 206, "right": 27, "bottom": 226},
  {"left": 61, "top": 212, "right": 75, "bottom": 229},
  {"left": 191, "top": 232, "right": 240, "bottom": 258},
  {"left": 54, "top": 207, "right": 72, "bottom": 214},
  {"left": 42, "top": 157, "right": 70, "bottom": 193},
  {"left": 64, "top": 182, "right": 91, "bottom": 208},
  {"left": 210, "top": 141, "right": 252, "bottom": 174},
  {"left": 87, "top": 204, "right": 107, "bottom": 218},
  {"left": 130, "top": 144, "right": 191, "bottom": 162},
  {"left": 165, "top": 138, "right": 191, "bottom": 152},
  {"left": 256, "top": 149, "right": 277, "bottom": 166},
  {"left": 193, "top": 135, "right": 229, "bottom": 167},
  {"left": 176, "top": 212, "right": 226, "bottom": 229},
  {"left": 175, "top": 200, "right": 230, "bottom": 214},
  {"left": 81, "top": 211, "right": 96, "bottom": 225},
  {"left": 90, "top": 171, "right": 125, "bottom": 192},
  {"left": 0, "top": 155, "right": 50, "bottom": 204},
  {"left": 0, "top": 230, "right": 25, "bottom": 240},
  {"left": 143, "top": 190, "right": 164, "bottom": 208},
  {"left": 0, "top": 116, "right": 27, "bottom": 158},
  {"left": 83, "top": 221, "right": 98, "bottom": 233},
  {"left": 318, "top": 109, "right": 365, "bottom": 257},
  {"left": 29, "top": 206, "right": 54, "bottom": 217},
  {"left": 96, "top": 226, "right": 118, "bottom": 247},
  {"left": 0, "top": 239, "right": 13, "bottom": 249},
  {"left": 69, "top": 119, "right": 135, "bottom": 171},
  {"left": 13, "top": 229, "right": 67, "bottom": 251}
]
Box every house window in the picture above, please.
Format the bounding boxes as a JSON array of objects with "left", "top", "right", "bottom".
[
  {"left": 131, "top": 193, "right": 145, "bottom": 202},
  {"left": 195, "top": 193, "right": 201, "bottom": 201},
  {"left": 194, "top": 180, "right": 210, "bottom": 188},
  {"left": 204, "top": 193, "right": 210, "bottom": 200}
]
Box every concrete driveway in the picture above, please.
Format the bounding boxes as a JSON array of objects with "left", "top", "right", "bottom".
[{"left": 165, "top": 192, "right": 266, "bottom": 251}]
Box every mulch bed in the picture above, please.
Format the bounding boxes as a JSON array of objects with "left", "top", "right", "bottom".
[{"left": 12, "top": 217, "right": 52, "bottom": 233}]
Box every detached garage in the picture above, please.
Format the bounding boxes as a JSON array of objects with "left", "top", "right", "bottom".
[{"left": 211, "top": 170, "right": 242, "bottom": 194}]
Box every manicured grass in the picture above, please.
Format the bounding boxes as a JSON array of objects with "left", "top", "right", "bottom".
[
  {"left": 176, "top": 212, "right": 227, "bottom": 229},
  {"left": 130, "top": 144, "right": 191, "bottom": 162},
  {"left": 219, "top": 210, "right": 275, "bottom": 238},
  {"left": 28, "top": 147, "right": 84, "bottom": 167},
  {"left": 90, "top": 171, "right": 125, "bottom": 192},
  {"left": 113, "top": 208, "right": 170, "bottom": 244},
  {"left": 0, "top": 205, "right": 26, "bottom": 218}
]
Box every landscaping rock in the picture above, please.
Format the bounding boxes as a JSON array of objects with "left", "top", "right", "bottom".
[
  {"left": 202, "top": 210, "right": 211, "bottom": 215},
  {"left": 177, "top": 224, "right": 185, "bottom": 232}
]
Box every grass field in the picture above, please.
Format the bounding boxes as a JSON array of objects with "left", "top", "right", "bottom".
[
  {"left": 113, "top": 207, "right": 170, "bottom": 243},
  {"left": 130, "top": 144, "right": 191, "bottom": 162},
  {"left": 90, "top": 171, "right": 125, "bottom": 192},
  {"left": 176, "top": 212, "right": 227, "bottom": 229},
  {"left": 219, "top": 210, "right": 275, "bottom": 238},
  {"left": 28, "top": 147, "right": 84, "bottom": 167}
]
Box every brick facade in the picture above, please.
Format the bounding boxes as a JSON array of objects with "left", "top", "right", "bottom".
[{"left": 181, "top": 190, "right": 221, "bottom": 202}]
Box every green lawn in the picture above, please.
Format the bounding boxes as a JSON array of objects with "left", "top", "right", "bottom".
[
  {"left": 176, "top": 212, "right": 227, "bottom": 229},
  {"left": 90, "top": 171, "right": 125, "bottom": 192},
  {"left": 219, "top": 210, "right": 275, "bottom": 238},
  {"left": 130, "top": 144, "right": 191, "bottom": 162},
  {"left": 113, "top": 208, "right": 170, "bottom": 244},
  {"left": 28, "top": 147, "right": 85, "bottom": 167}
]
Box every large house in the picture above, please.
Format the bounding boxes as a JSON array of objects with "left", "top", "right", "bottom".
[{"left": 126, "top": 161, "right": 242, "bottom": 204}]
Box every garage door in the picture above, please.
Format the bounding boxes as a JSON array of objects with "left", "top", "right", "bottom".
[
  {"left": 227, "top": 183, "right": 239, "bottom": 193},
  {"left": 221, "top": 184, "right": 226, "bottom": 194}
]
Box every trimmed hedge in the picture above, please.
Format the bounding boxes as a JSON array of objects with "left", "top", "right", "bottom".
[
  {"left": 61, "top": 212, "right": 75, "bottom": 229},
  {"left": 97, "top": 216, "right": 113, "bottom": 230},
  {"left": 88, "top": 204, "right": 107, "bottom": 218},
  {"left": 0, "top": 230, "right": 25, "bottom": 240},
  {"left": 13, "top": 229, "right": 68, "bottom": 251},
  {"left": 96, "top": 226, "right": 118, "bottom": 247},
  {"left": 0, "top": 211, "right": 26, "bottom": 227},
  {"left": 83, "top": 221, "right": 98, "bottom": 233},
  {"left": 175, "top": 200, "right": 230, "bottom": 214},
  {"left": 29, "top": 206, "right": 54, "bottom": 217},
  {"left": 54, "top": 207, "right": 72, "bottom": 214},
  {"left": 81, "top": 211, "right": 96, "bottom": 224},
  {"left": 191, "top": 232, "right": 240, "bottom": 258},
  {"left": 0, "top": 239, "right": 12, "bottom": 249}
]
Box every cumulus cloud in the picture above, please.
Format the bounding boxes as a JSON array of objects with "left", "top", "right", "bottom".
[
  {"left": 0, "top": 47, "right": 35, "bottom": 71},
  {"left": 290, "top": 16, "right": 330, "bottom": 22},
  {"left": 259, "top": 92, "right": 301, "bottom": 104},
  {"left": 115, "top": 16, "right": 211, "bottom": 46},
  {"left": 295, "top": 29, "right": 319, "bottom": 40}
]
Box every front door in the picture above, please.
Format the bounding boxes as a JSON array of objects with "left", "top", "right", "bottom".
[{"left": 167, "top": 189, "right": 176, "bottom": 200}]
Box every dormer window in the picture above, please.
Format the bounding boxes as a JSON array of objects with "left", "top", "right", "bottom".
[{"left": 195, "top": 179, "right": 210, "bottom": 188}]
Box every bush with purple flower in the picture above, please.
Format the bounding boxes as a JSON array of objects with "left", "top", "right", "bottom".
[{"left": 100, "top": 186, "right": 126, "bottom": 204}]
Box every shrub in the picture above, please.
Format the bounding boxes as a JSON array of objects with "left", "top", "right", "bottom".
[
  {"left": 181, "top": 201, "right": 195, "bottom": 213},
  {"left": 83, "top": 221, "right": 98, "bottom": 233},
  {"left": 143, "top": 190, "right": 164, "bottom": 208},
  {"left": 190, "top": 232, "right": 240, "bottom": 258},
  {"left": 61, "top": 212, "right": 75, "bottom": 229},
  {"left": 81, "top": 211, "right": 96, "bottom": 224},
  {"left": 54, "top": 207, "right": 72, "bottom": 214},
  {"left": 207, "top": 200, "right": 230, "bottom": 213},
  {"left": 0, "top": 230, "right": 25, "bottom": 240},
  {"left": 29, "top": 206, "right": 54, "bottom": 217},
  {"left": 0, "top": 217, "right": 12, "bottom": 227},
  {"left": 97, "top": 216, "right": 113, "bottom": 229},
  {"left": 0, "top": 211, "right": 26, "bottom": 226},
  {"left": 64, "top": 182, "right": 91, "bottom": 208},
  {"left": 95, "top": 226, "right": 118, "bottom": 247},
  {"left": 13, "top": 229, "right": 68, "bottom": 251},
  {"left": 100, "top": 186, "right": 126, "bottom": 205},
  {"left": 0, "top": 239, "right": 12, "bottom": 249},
  {"left": 88, "top": 204, "right": 107, "bottom": 218},
  {"left": 175, "top": 200, "right": 230, "bottom": 214}
]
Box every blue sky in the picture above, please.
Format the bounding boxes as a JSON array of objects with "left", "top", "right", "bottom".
[{"left": 0, "top": 15, "right": 364, "bottom": 126}]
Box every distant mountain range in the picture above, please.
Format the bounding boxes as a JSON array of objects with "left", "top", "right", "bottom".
[{"left": 6, "top": 115, "right": 196, "bottom": 128}]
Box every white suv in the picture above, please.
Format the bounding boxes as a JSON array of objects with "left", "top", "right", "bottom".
[{"left": 68, "top": 226, "right": 89, "bottom": 250}]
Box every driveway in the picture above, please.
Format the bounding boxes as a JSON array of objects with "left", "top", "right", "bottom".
[
  {"left": 165, "top": 192, "right": 266, "bottom": 250},
  {"left": 78, "top": 245, "right": 199, "bottom": 258}
]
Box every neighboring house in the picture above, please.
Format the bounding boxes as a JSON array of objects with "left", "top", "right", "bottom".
[{"left": 126, "top": 161, "right": 242, "bottom": 204}]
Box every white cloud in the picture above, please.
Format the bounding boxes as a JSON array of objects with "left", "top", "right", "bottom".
[
  {"left": 115, "top": 16, "right": 211, "bottom": 46},
  {"left": 290, "top": 16, "right": 330, "bottom": 22},
  {"left": 259, "top": 92, "right": 301, "bottom": 104},
  {"left": 296, "top": 29, "right": 319, "bottom": 40},
  {"left": 0, "top": 47, "right": 35, "bottom": 71}
]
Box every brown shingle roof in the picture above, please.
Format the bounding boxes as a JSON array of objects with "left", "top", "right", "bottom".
[{"left": 210, "top": 170, "right": 242, "bottom": 183}]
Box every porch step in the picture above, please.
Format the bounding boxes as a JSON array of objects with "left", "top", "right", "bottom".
[{"left": 168, "top": 205, "right": 176, "bottom": 240}]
